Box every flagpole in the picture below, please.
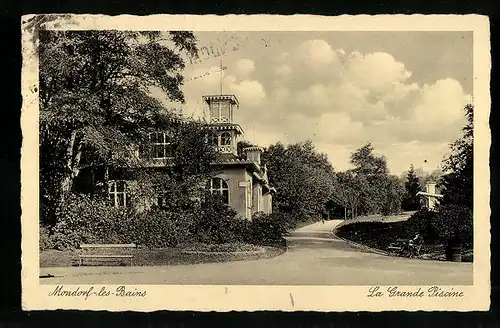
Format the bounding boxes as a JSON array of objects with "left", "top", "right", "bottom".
[{"left": 220, "top": 60, "right": 223, "bottom": 95}]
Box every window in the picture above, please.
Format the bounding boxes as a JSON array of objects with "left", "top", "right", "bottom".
[
  {"left": 149, "top": 132, "right": 173, "bottom": 159},
  {"left": 208, "top": 177, "right": 229, "bottom": 204},
  {"left": 109, "top": 180, "right": 128, "bottom": 208},
  {"left": 220, "top": 132, "right": 232, "bottom": 146},
  {"left": 210, "top": 101, "right": 230, "bottom": 123},
  {"left": 220, "top": 102, "right": 230, "bottom": 122},
  {"left": 210, "top": 101, "right": 220, "bottom": 121},
  {"left": 209, "top": 133, "right": 219, "bottom": 146}
]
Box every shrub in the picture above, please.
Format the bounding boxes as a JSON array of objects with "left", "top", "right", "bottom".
[
  {"left": 336, "top": 221, "right": 396, "bottom": 249},
  {"left": 191, "top": 195, "right": 250, "bottom": 244},
  {"left": 248, "top": 212, "right": 288, "bottom": 246},
  {"left": 48, "top": 193, "right": 195, "bottom": 250},
  {"left": 124, "top": 208, "right": 194, "bottom": 248},
  {"left": 402, "top": 209, "right": 439, "bottom": 243},
  {"left": 39, "top": 224, "right": 53, "bottom": 250},
  {"left": 49, "top": 193, "right": 126, "bottom": 250},
  {"left": 432, "top": 204, "right": 473, "bottom": 248}
]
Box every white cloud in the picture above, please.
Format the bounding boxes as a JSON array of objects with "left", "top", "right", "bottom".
[
  {"left": 412, "top": 78, "right": 471, "bottom": 124},
  {"left": 225, "top": 75, "right": 266, "bottom": 106},
  {"left": 169, "top": 35, "right": 472, "bottom": 175},
  {"left": 343, "top": 52, "right": 412, "bottom": 94},
  {"left": 235, "top": 58, "right": 255, "bottom": 78},
  {"left": 298, "top": 39, "right": 336, "bottom": 69},
  {"left": 273, "top": 64, "right": 293, "bottom": 80}
]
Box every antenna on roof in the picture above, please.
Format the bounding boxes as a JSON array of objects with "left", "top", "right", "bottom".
[{"left": 220, "top": 60, "right": 227, "bottom": 95}]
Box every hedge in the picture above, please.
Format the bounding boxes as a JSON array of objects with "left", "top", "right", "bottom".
[{"left": 41, "top": 193, "right": 290, "bottom": 250}]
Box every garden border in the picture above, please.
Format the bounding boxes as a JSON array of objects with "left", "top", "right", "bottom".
[
  {"left": 332, "top": 229, "right": 390, "bottom": 256},
  {"left": 179, "top": 246, "right": 286, "bottom": 263}
]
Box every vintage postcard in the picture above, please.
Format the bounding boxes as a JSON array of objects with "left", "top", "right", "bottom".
[{"left": 21, "top": 14, "right": 490, "bottom": 311}]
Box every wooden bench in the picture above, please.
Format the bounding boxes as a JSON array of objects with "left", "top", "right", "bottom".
[
  {"left": 387, "top": 238, "right": 423, "bottom": 257},
  {"left": 387, "top": 239, "right": 409, "bottom": 254},
  {"left": 387, "top": 244, "right": 403, "bottom": 252},
  {"left": 77, "top": 244, "right": 137, "bottom": 267}
]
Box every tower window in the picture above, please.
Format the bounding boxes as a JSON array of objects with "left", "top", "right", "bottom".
[
  {"left": 208, "top": 177, "right": 229, "bottom": 204},
  {"left": 209, "top": 100, "right": 231, "bottom": 123},
  {"left": 220, "top": 132, "right": 232, "bottom": 146},
  {"left": 108, "top": 180, "right": 128, "bottom": 208}
]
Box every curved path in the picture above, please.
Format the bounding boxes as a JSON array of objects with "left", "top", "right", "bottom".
[{"left": 40, "top": 220, "right": 472, "bottom": 285}]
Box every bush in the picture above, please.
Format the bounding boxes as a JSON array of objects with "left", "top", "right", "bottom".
[
  {"left": 43, "top": 192, "right": 292, "bottom": 251},
  {"left": 336, "top": 221, "right": 396, "bottom": 249},
  {"left": 432, "top": 204, "right": 473, "bottom": 248},
  {"left": 402, "top": 209, "right": 439, "bottom": 243},
  {"left": 39, "top": 224, "right": 53, "bottom": 250},
  {"left": 123, "top": 208, "right": 194, "bottom": 248},
  {"left": 48, "top": 193, "right": 194, "bottom": 250},
  {"left": 247, "top": 212, "right": 288, "bottom": 246},
  {"left": 49, "top": 193, "right": 126, "bottom": 250},
  {"left": 190, "top": 195, "right": 250, "bottom": 244}
]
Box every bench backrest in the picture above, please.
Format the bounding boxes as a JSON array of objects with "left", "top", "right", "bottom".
[{"left": 79, "top": 244, "right": 137, "bottom": 255}]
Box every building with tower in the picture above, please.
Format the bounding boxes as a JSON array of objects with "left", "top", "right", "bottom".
[
  {"left": 202, "top": 94, "right": 275, "bottom": 220},
  {"left": 72, "top": 91, "right": 274, "bottom": 221}
]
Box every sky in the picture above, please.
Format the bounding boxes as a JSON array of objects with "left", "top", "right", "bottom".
[{"left": 155, "top": 31, "right": 473, "bottom": 175}]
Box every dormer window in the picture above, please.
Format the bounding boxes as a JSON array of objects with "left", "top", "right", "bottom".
[
  {"left": 220, "top": 132, "right": 232, "bottom": 146},
  {"left": 149, "top": 132, "right": 173, "bottom": 159},
  {"left": 209, "top": 133, "right": 219, "bottom": 146}
]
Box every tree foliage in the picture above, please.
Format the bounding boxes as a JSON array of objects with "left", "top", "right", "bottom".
[
  {"left": 330, "top": 143, "right": 404, "bottom": 218},
  {"left": 440, "top": 104, "right": 474, "bottom": 209},
  {"left": 39, "top": 30, "right": 205, "bottom": 226},
  {"left": 263, "top": 141, "right": 334, "bottom": 223},
  {"left": 402, "top": 164, "right": 421, "bottom": 211}
]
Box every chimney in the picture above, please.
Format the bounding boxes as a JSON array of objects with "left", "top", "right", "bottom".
[
  {"left": 426, "top": 182, "right": 436, "bottom": 195},
  {"left": 244, "top": 146, "right": 264, "bottom": 166}
]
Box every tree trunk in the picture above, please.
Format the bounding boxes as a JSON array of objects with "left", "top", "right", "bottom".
[{"left": 59, "top": 129, "right": 83, "bottom": 200}]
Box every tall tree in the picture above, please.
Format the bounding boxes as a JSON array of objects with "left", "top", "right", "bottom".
[
  {"left": 402, "top": 164, "right": 421, "bottom": 211},
  {"left": 382, "top": 175, "right": 405, "bottom": 215},
  {"left": 349, "top": 143, "right": 389, "bottom": 215},
  {"left": 39, "top": 30, "right": 204, "bottom": 226},
  {"left": 350, "top": 143, "right": 388, "bottom": 177},
  {"left": 264, "top": 141, "right": 335, "bottom": 223},
  {"left": 331, "top": 171, "right": 364, "bottom": 219},
  {"left": 440, "top": 104, "right": 474, "bottom": 209}
]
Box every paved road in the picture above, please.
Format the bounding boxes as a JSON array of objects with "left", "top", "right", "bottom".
[{"left": 40, "top": 220, "right": 472, "bottom": 285}]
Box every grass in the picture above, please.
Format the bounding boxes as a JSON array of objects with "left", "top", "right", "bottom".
[
  {"left": 337, "top": 211, "right": 416, "bottom": 227},
  {"left": 40, "top": 243, "right": 285, "bottom": 268}
]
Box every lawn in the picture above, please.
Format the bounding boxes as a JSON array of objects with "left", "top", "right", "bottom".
[
  {"left": 336, "top": 211, "right": 416, "bottom": 227},
  {"left": 40, "top": 243, "right": 285, "bottom": 268}
]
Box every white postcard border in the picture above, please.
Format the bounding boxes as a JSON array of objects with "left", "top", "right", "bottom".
[{"left": 21, "top": 14, "right": 491, "bottom": 312}]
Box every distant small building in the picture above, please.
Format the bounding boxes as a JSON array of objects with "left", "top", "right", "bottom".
[{"left": 416, "top": 182, "right": 443, "bottom": 211}]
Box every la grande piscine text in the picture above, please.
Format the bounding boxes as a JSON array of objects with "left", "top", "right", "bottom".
[{"left": 367, "top": 286, "right": 465, "bottom": 298}]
